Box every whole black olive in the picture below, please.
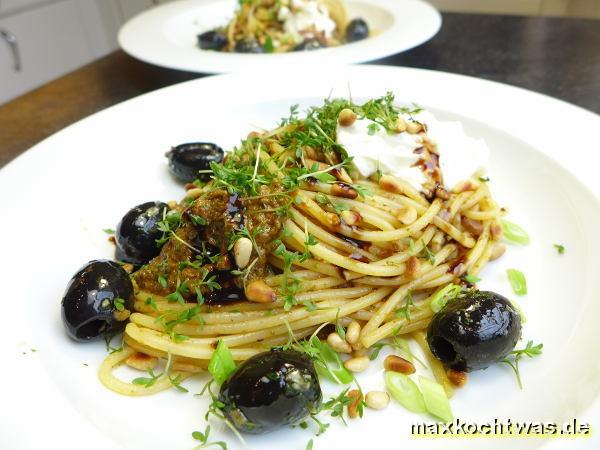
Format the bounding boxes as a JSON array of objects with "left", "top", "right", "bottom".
[
  {"left": 427, "top": 290, "right": 522, "bottom": 371},
  {"left": 219, "top": 349, "right": 322, "bottom": 434},
  {"left": 115, "top": 201, "right": 169, "bottom": 265},
  {"left": 197, "top": 30, "right": 228, "bottom": 51},
  {"left": 345, "top": 18, "right": 369, "bottom": 43},
  {"left": 61, "top": 260, "right": 134, "bottom": 342},
  {"left": 294, "top": 39, "right": 325, "bottom": 51},
  {"left": 234, "top": 38, "right": 265, "bottom": 53},
  {"left": 166, "top": 142, "right": 224, "bottom": 183}
]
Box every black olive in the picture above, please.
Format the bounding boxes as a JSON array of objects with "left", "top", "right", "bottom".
[
  {"left": 219, "top": 349, "right": 322, "bottom": 434},
  {"left": 294, "top": 39, "right": 325, "bottom": 51},
  {"left": 427, "top": 290, "right": 522, "bottom": 372},
  {"left": 197, "top": 30, "right": 228, "bottom": 51},
  {"left": 166, "top": 142, "right": 224, "bottom": 183},
  {"left": 234, "top": 38, "right": 265, "bottom": 53},
  {"left": 115, "top": 201, "right": 169, "bottom": 266},
  {"left": 61, "top": 260, "right": 133, "bottom": 342},
  {"left": 345, "top": 18, "right": 369, "bottom": 43}
]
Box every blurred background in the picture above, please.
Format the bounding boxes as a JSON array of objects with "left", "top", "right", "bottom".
[{"left": 0, "top": 0, "right": 599, "bottom": 105}]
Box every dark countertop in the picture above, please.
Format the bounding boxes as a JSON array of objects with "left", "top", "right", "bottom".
[{"left": 1, "top": 12, "right": 599, "bottom": 168}]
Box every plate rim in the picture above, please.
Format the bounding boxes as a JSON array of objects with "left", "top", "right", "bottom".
[
  {"left": 2, "top": 65, "right": 600, "bottom": 450},
  {"left": 117, "top": 0, "right": 442, "bottom": 73}
]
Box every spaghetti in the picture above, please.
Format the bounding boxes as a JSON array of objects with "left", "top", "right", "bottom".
[{"left": 99, "top": 94, "right": 508, "bottom": 397}]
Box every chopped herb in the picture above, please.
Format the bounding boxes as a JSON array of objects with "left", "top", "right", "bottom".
[
  {"left": 103, "top": 228, "right": 115, "bottom": 235},
  {"left": 263, "top": 36, "right": 274, "bottom": 53},
  {"left": 190, "top": 214, "right": 207, "bottom": 226},
  {"left": 145, "top": 296, "right": 158, "bottom": 311},
  {"left": 478, "top": 176, "right": 490, "bottom": 182},
  {"left": 132, "top": 368, "right": 161, "bottom": 387},
  {"left": 334, "top": 308, "right": 345, "bottom": 340},
  {"left": 158, "top": 274, "right": 168, "bottom": 288},
  {"left": 506, "top": 268, "right": 527, "bottom": 295},
  {"left": 554, "top": 244, "right": 565, "bottom": 254},
  {"left": 500, "top": 341, "right": 543, "bottom": 389},
  {"left": 420, "top": 240, "right": 435, "bottom": 264},
  {"left": 306, "top": 438, "right": 314, "bottom": 450}
]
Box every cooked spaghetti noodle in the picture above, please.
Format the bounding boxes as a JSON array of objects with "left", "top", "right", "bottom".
[{"left": 100, "top": 94, "right": 507, "bottom": 397}]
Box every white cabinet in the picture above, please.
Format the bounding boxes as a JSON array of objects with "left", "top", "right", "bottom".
[{"left": 0, "top": 0, "right": 121, "bottom": 105}]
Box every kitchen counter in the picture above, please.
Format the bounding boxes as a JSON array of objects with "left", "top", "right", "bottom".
[{"left": 1, "top": 12, "right": 599, "bottom": 168}]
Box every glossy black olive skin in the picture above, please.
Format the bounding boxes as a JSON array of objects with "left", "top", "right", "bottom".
[
  {"left": 197, "top": 30, "right": 228, "bottom": 51},
  {"left": 234, "top": 38, "right": 265, "bottom": 53},
  {"left": 218, "top": 349, "right": 322, "bottom": 434},
  {"left": 115, "top": 201, "right": 169, "bottom": 265},
  {"left": 61, "top": 260, "right": 133, "bottom": 342},
  {"left": 294, "top": 39, "right": 325, "bottom": 51},
  {"left": 427, "top": 290, "right": 521, "bottom": 372},
  {"left": 166, "top": 142, "right": 224, "bottom": 183},
  {"left": 345, "top": 18, "right": 369, "bottom": 42}
]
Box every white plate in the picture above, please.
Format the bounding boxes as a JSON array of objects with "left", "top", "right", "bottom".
[
  {"left": 1, "top": 66, "right": 600, "bottom": 450},
  {"left": 118, "top": 0, "right": 441, "bottom": 73}
]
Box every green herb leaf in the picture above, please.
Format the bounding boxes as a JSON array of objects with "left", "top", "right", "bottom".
[
  {"left": 554, "top": 244, "right": 565, "bottom": 254},
  {"left": 501, "top": 219, "right": 530, "bottom": 245},
  {"left": 306, "top": 439, "right": 314, "bottom": 450},
  {"left": 114, "top": 297, "right": 125, "bottom": 312},
  {"left": 500, "top": 340, "right": 543, "bottom": 389},
  {"left": 103, "top": 228, "right": 115, "bottom": 235},
  {"left": 208, "top": 340, "right": 237, "bottom": 385},
  {"left": 263, "top": 36, "right": 274, "bottom": 53},
  {"left": 507, "top": 268, "right": 527, "bottom": 295}
]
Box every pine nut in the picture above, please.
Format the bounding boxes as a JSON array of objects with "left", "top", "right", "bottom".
[
  {"left": 365, "top": 391, "right": 390, "bottom": 410},
  {"left": 338, "top": 108, "right": 357, "bottom": 127},
  {"left": 379, "top": 174, "right": 407, "bottom": 194},
  {"left": 340, "top": 210, "right": 361, "bottom": 226},
  {"left": 447, "top": 369, "right": 468, "bottom": 387},
  {"left": 353, "top": 348, "right": 368, "bottom": 358},
  {"left": 406, "top": 121, "right": 423, "bottom": 134},
  {"left": 397, "top": 205, "right": 417, "bottom": 225},
  {"left": 233, "top": 237, "right": 253, "bottom": 269},
  {"left": 246, "top": 280, "right": 276, "bottom": 303},
  {"left": 394, "top": 116, "right": 407, "bottom": 133},
  {"left": 336, "top": 167, "right": 354, "bottom": 184},
  {"left": 351, "top": 340, "right": 364, "bottom": 352},
  {"left": 490, "top": 243, "right": 506, "bottom": 261},
  {"left": 347, "top": 389, "right": 363, "bottom": 419},
  {"left": 405, "top": 256, "right": 420, "bottom": 278},
  {"left": 327, "top": 332, "right": 352, "bottom": 354},
  {"left": 435, "top": 186, "right": 450, "bottom": 200},
  {"left": 384, "top": 355, "right": 416, "bottom": 374},
  {"left": 344, "top": 356, "right": 370, "bottom": 373},
  {"left": 331, "top": 183, "right": 358, "bottom": 199},
  {"left": 125, "top": 352, "right": 157, "bottom": 371},
  {"left": 490, "top": 220, "right": 503, "bottom": 241},
  {"left": 461, "top": 217, "right": 484, "bottom": 236},
  {"left": 345, "top": 321, "right": 361, "bottom": 345}
]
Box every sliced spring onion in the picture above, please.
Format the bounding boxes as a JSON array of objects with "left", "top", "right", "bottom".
[
  {"left": 507, "top": 269, "right": 527, "bottom": 295},
  {"left": 419, "top": 376, "right": 454, "bottom": 422},
  {"left": 385, "top": 371, "right": 426, "bottom": 413},
  {"left": 208, "top": 340, "right": 237, "bottom": 385},
  {"left": 501, "top": 219, "right": 530, "bottom": 245},
  {"left": 430, "top": 284, "right": 462, "bottom": 313}
]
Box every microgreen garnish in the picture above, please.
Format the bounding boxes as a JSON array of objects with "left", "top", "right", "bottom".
[
  {"left": 554, "top": 244, "right": 565, "bottom": 254},
  {"left": 478, "top": 176, "right": 490, "bottom": 182},
  {"left": 314, "top": 192, "right": 350, "bottom": 214},
  {"left": 103, "top": 228, "right": 115, "bottom": 235},
  {"left": 419, "top": 240, "right": 435, "bottom": 265},
  {"left": 500, "top": 341, "right": 543, "bottom": 389},
  {"left": 395, "top": 291, "right": 415, "bottom": 320},
  {"left": 429, "top": 284, "right": 462, "bottom": 313},
  {"left": 191, "top": 425, "right": 227, "bottom": 450}
]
